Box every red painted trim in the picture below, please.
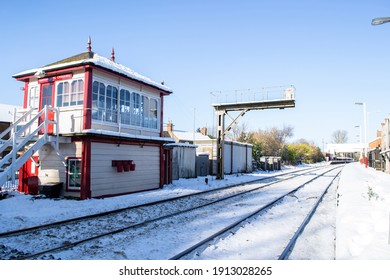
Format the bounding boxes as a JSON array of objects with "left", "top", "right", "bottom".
[
  {"left": 83, "top": 67, "right": 93, "bottom": 129},
  {"left": 38, "top": 82, "right": 55, "bottom": 110},
  {"left": 14, "top": 66, "right": 86, "bottom": 81},
  {"left": 160, "top": 145, "right": 164, "bottom": 187},
  {"left": 23, "top": 82, "right": 28, "bottom": 108},
  {"left": 80, "top": 139, "right": 91, "bottom": 199},
  {"left": 160, "top": 93, "right": 164, "bottom": 137},
  {"left": 72, "top": 134, "right": 163, "bottom": 147},
  {"left": 38, "top": 73, "right": 73, "bottom": 84}
]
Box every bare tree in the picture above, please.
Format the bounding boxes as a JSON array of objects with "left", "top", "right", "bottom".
[
  {"left": 230, "top": 122, "right": 248, "bottom": 141},
  {"left": 331, "top": 130, "right": 348, "bottom": 143}
]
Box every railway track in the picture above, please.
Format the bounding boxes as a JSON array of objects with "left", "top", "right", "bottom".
[
  {"left": 0, "top": 164, "right": 341, "bottom": 259},
  {"left": 173, "top": 166, "right": 342, "bottom": 260}
]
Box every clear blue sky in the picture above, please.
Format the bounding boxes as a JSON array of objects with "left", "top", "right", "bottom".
[{"left": 0, "top": 0, "right": 389, "bottom": 148}]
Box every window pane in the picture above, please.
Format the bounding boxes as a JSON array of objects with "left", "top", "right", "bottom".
[
  {"left": 57, "top": 80, "right": 83, "bottom": 107},
  {"left": 68, "top": 159, "right": 81, "bottom": 189},
  {"left": 29, "top": 87, "right": 39, "bottom": 109}
]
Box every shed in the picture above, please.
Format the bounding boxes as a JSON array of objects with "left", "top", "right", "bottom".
[{"left": 165, "top": 143, "right": 196, "bottom": 180}]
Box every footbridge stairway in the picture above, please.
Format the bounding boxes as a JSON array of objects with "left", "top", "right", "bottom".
[{"left": 0, "top": 106, "right": 59, "bottom": 190}]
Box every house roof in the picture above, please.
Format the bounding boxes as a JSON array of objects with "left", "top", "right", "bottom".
[
  {"left": 171, "top": 131, "right": 212, "bottom": 142},
  {"left": 13, "top": 51, "right": 172, "bottom": 93}
]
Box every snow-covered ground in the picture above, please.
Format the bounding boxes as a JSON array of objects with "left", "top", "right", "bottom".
[
  {"left": 0, "top": 164, "right": 313, "bottom": 233},
  {"left": 1, "top": 162, "right": 390, "bottom": 279},
  {"left": 1, "top": 162, "right": 390, "bottom": 260}
]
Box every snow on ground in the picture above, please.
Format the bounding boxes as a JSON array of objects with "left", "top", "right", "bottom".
[
  {"left": 336, "top": 163, "right": 390, "bottom": 259},
  {"left": 0, "top": 164, "right": 306, "bottom": 233},
  {"left": 0, "top": 162, "right": 390, "bottom": 260}
]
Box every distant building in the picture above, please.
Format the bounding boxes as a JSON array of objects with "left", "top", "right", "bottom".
[
  {"left": 326, "top": 143, "right": 365, "bottom": 160},
  {"left": 368, "top": 130, "right": 383, "bottom": 171},
  {"left": 165, "top": 121, "right": 253, "bottom": 175},
  {"left": 380, "top": 117, "right": 390, "bottom": 173}
]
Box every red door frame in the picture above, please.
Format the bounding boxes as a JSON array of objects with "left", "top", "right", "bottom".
[{"left": 39, "top": 82, "right": 55, "bottom": 134}]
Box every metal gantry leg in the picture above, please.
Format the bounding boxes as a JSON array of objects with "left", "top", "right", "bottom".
[
  {"left": 216, "top": 110, "right": 225, "bottom": 179},
  {"left": 215, "top": 109, "right": 248, "bottom": 180}
]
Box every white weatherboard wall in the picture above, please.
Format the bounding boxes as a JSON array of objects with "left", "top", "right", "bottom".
[
  {"left": 90, "top": 142, "right": 160, "bottom": 197},
  {"left": 224, "top": 141, "right": 253, "bottom": 174},
  {"left": 38, "top": 142, "right": 82, "bottom": 196},
  {"left": 171, "top": 145, "right": 196, "bottom": 180}
]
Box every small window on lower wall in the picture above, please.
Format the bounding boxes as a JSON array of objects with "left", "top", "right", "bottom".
[{"left": 67, "top": 158, "right": 81, "bottom": 190}]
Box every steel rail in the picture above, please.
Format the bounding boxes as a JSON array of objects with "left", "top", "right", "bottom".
[
  {"left": 10, "top": 166, "right": 337, "bottom": 260},
  {"left": 277, "top": 169, "right": 342, "bottom": 260},
  {"left": 0, "top": 165, "right": 325, "bottom": 237},
  {"left": 169, "top": 165, "right": 343, "bottom": 260}
]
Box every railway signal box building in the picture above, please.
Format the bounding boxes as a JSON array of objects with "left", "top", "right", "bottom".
[{"left": 7, "top": 42, "right": 174, "bottom": 199}]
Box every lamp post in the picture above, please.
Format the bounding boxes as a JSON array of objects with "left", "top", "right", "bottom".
[
  {"left": 355, "top": 125, "right": 362, "bottom": 160},
  {"left": 355, "top": 102, "right": 367, "bottom": 167},
  {"left": 372, "top": 17, "right": 390, "bottom": 25}
]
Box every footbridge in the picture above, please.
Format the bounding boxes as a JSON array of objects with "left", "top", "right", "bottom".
[{"left": 211, "top": 86, "right": 296, "bottom": 179}]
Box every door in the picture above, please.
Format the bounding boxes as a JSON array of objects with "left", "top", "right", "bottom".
[{"left": 39, "top": 83, "right": 55, "bottom": 134}]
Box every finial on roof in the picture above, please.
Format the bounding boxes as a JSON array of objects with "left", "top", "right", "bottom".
[
  {"left": 111, "top": 47, "right": 115, "bottom": 62},
  {"left": 87, "top": 36, "right": 92, "bottom": 52},
  {"left": 161, "top": 80, "right": 165, "bottom": 85}
]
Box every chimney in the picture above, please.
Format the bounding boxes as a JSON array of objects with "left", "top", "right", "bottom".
[{"left": 201, "top": 127, "right": 207, "bottom": 136}]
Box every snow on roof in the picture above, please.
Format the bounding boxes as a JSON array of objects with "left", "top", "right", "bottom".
[
  {"left": 326, "top": 143, "right": 366, "bottom": 153},
  {"left": 81, "top": 129, "right": 175, "bottom": 143},
  {"left": 172, "top": 131, "right": 212, "bottom": 142},
  {"left": 0, "top": 104, "right": 22, "bottom": 122},
  {"left": 13, "top": 52, "right": 172, "bottom": 93},
  {"left": 164, "top": 142, "right": 197, "bottom": 148}
]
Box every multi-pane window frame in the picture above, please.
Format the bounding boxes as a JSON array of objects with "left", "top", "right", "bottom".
[
  {"left": 28, "top": 85, "right": 39, "bottom": 109},
  {"left": 92, "top": 80, "right": 118, "bottom": 123},
  {"left": 66, "top": 157, "right": 82, "bottom": 191},
  {"left": 92, "top": 78, "right": 161, "bottom": 131},
  {"left": 119, "top": 89, "right": 131, "bottom": 125},
  {"left": 56, "top": 79, "right": 84, "bottom": 107}
]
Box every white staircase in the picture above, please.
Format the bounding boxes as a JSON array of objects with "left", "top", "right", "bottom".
[{"left": 0, "top": 106, "right": 59, "bottom": 190}]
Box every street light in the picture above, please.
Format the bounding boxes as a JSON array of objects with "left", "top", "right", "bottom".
[
  {"left": 355, "top": 102, "right": 367, "bottom": 167},
  {"left": 354, "top": 125, "right": 362, "bottom": 144},
  {"left": 355, "top": 125, "right": 363, "bottom": 160},
  {"left": 372, "top": 17, "right": 390, "bottom": 25}
]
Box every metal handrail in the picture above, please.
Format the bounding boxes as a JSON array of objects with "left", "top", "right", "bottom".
[{"left": 0, "top": 106, "right": 58, "bottom": 188}]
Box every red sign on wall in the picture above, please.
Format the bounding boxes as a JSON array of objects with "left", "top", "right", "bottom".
[{"left": 38, "top": 73, "right": 73, "bottom": 84}]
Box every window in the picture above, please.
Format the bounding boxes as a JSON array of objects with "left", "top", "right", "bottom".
[
  {"left": 131, "top": 92, "right": 141, "bottom": 126},
  {"left": 106, "top": 85, "right": 118, "bottom": 123},
  {"left": 71, "top": 80, "right": 84, "bottom": 106},
  {"left": 119, "top": 89, "right": 131, "bottom": 125},
  {"left": 92, "top": 80, "right": 160, "bottom": 130},
  {"left": 143, "top": 97, "right": 150, "bottom": 128},
  {"left": 150, "top": 98, "right": 158, "bottom": 129},
  {"left": 57, "top": 79, "right": 84, "bottom": 107},
  {"left": 92, "top": 81, "right": 105, "bottom": 121},
  {"left": 28, "top": 86, "right": 39, "bottom": 108},
  {"left": 67, "top": 158, "right": 81, "bottom": 190},
  {"left": 92, "top": 81, "right": 118, "bottom": 122}
]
